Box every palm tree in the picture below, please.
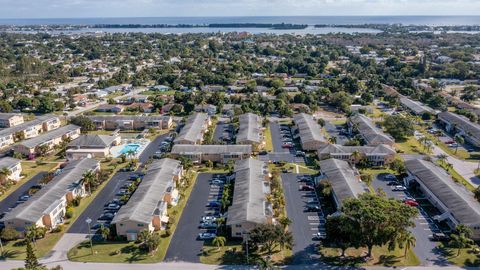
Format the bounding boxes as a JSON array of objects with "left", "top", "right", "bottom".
[
  {"left": 212, "top": 236, "right": 226, "bottom": 250},
  {"left": 82, "top": 170, "right": 96, "bottom": 195},
  {"left": 449, "top": 232, "right": 474, "bottom": 256},
  {"left": 328, "top": 136, "right": 337, "bottom": 144},
  {"left": 402, "top": 231, "right": 416, "bottom": 260},
  {"left": 126, "top": 149, "right": 136, "bottom": 159},
  {"left": 437, "top": 154, "right": 448, "bottom": 164},
  {"left": 0, "top": 167, "right": 12, "bottom": 185},
  {"left": 99, "top": 225, "right": 110, "bottom": 242},
  {"left": 454, "top": 135, "right": 464, "bottom": 154},
  {"left": 350, "top": 150, "right": 362, "bottom": 166}
]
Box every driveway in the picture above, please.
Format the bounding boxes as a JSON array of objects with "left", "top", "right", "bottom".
[
  {"left": 372, "top": 173, "right": 449, "bottom": 266},
  {"left": 213, "top": 120, "right": 233, "bottom": 144},
  {"left": 165, "top": 173, "right": 215, "bottom": 262},
  {"left": 281, "top": 173, "right": 323, "bottom": 264},
  {"left": 0, "top": 171, "right": 47, "bottom": 215},
  {"left": 139, "top": 132, "right": 172, "bottom": 163},
  {"left": 270, "top": 121, "right": 289, "bottom": 153}
]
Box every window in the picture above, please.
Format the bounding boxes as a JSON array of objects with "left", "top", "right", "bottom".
[
  {"left": 235, "top": 224, "right": 242, "bottom": 228},
  {"left": 236, "top": 232, "right": 241, "bottom": 236},
  {"left": 137, "top": 224, "right": 144, "bottom": 227},
  {"left": 120, "top": 224, "right": 124, "bottom": 227}
]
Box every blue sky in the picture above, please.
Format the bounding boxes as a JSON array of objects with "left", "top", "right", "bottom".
[{"left": 0, "top": 0, "right": 478, "bottom": 18}]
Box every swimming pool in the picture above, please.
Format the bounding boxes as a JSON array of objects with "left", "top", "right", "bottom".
[{"left": 119, "top": 144, "right": 141, "bottom": 155}]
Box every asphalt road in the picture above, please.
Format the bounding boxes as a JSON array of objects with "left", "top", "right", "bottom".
[
  {"left": 372, "top": 173, "right": 449, "bottom": 266},
  {"left": 270, "top": 121, "right": 289, "bottom": 153},
  {"left": 266, "top": 121, "right": 304, "bottom": 163},
  {"left": 0, "top": 171, "right": 47, "bottom": 215},
  {"left": 281, "top": 173, "right": 323, "bottom": 264},
  {"left": 165, "top": 173, "right": 214, "bottom": 262},
  {"left": 139, "top": 132, "right": 172, "bottom": 163}
]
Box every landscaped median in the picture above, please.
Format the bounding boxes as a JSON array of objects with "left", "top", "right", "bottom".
[{"left": 67, "top": 171, "right": 198, "bottom": 263}]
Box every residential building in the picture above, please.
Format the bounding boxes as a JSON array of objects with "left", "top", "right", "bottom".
[
  {"left": 194, "top": 104, "right": 217, "bottom": 116},
  {"left": 348, "top": 114, "right": 395, "bottom": 146},
  {"left": 293, "top": 113, "right": 326, "bottom": 151},
  {"left": 171, "top": 144, "right": 251, "bottom": 164},
  {"left": 174, "top": 113, "right": 211, "bottom": 145},
  {"left": 66, "top": 134, "right": 121, "bottom": 160},
  {"left": 227, "top": 159, "right": 273, "bottom": 238},
  {"left": 1, "top": 158, "right": 99, "bottom": 232},
  {"left": 400, "top": 97, "right": 435, "bottom": 116},
  {"left": 236, "top": 113, "right": 264, "bottom": 149},
  {"left": 317, "top": 144, "right": 396, "bottom": 166},
  {"left": 0, "top": 115, "right": 61, "bottom": 149},
  {"left": 13, "top": 125, "right": 81, "bottom": 158},
  {"left": 95, "top": 104, "right": 124, "bottom": 113},
  {"left": 113, "top": 158, "right": 183, "bottom": 241},
  {"left": 0, "top": 157, "right": 22, "bottom": 181},
  {"left": 0, "top": 113, "right": 24, "bottom": 128},
  {"left": 318, "top": 159, "right": 368, "bottom": 210},
  {"left": 87, "top": 115, "right": 173, "bottom": 131},
  {"left": 437, "top": 111, "right": 480, "bottom": 147},
  {"left": 404, "top": 159, "right": 480, "bottom": 240}
]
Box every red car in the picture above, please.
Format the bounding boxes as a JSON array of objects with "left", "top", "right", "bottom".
[{"left": 404, "top": 200, "right": 419, "bottom": 207}]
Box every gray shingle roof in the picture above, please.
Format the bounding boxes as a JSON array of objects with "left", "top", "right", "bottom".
[
  {"left": 2, "top": 158, "right": 99, "bottom": 224},
  {"left": 112, "top": 158, "right": 182, "bottom": 224},
  {"left": 350, "top": 114, "right": 394, "bottom": 145},
  {"left": 174, "top": 113, "right": 209, "bottom": 144},
  {"left": 317, "top": 144, "right": 396, "bottom": 156},
  {"left": 236, "top": 113, "right": 262, "bottom": 144},
  {"left": 0, "top": 115, "right": 59, "bottom": 138},
  {"left": 227, "top": 159, "right": 271, "bottom": 225},
  {"left": 0, "top": 157, "right": 21, "bottom": 169},
  {"left": 87, "top": 115, "right": 170, "bottom": 122},
  {"left": 438, "top": 111, "right": 480, "bottom": 142},
  {"left": 293, "top": 113, "right": 326, "bottom": 145},
  {"left": 405, "top": 159, "right": 480, "bottom": 226},
  {"left": 171, "top": 144, "right": 252, "bottom": 155},
  {"left": 319, "top": 159, "right": 367, "bottom": 208},
  {"left": 68, "top": 135, "right": 117, "bottom": 148},
  {"left": 18, "top": 124, "right": 80, "bottom": 149},
  {"left": 0, "top": 113, "right": 21, "bottom": 121},
  {"left": 400, "top": 97, "right": 435, "bottom": 115}
]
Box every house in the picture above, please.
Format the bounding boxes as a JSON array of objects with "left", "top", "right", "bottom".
[
  {"left": 404, "top": 159, "right": 480, "bottom": 240},
  {"left": 174, "top": 113, "right": 211, "bottom": 145},
  {"left": 236, "top": 113, "right": 264, "bottom": 149},
  {"left": 88, "top": 115, "right": 173, "bottom": 131},
  {"left": 0, "top": 113, "right": 24, "bottom": 128},
  {"left": 400, "top": 97, "right": 435, "bottom": 116},
  {"left": 194, "top": 104, "right": 217, "bottom": 116},
  {"left": 0, "top": 157, "right": 22, "bottom": 181},
  {"left": 13, "top": 125, "right": 81, "bottom": 158},
  {"left": 437, "top": 111, "right": 480, "bottom": 147},
  {"left": 149, "top": 85, "right": 169, "bottom": 92},
  {"left": 1, "top": 158, "right": 99, "bottom": 232},
  {"left": 127, "top": 103, "right": 154, "bottom": 113},
  {"left": 171, "top": 144, "right": 252, "bottom": 164},
  {"left": 227, "top": 159, "right": 273, "bottom": 239},
  {"left": 95, "top": 104, "right": 124, "bottom": 113},
  {"left": 66, "top": 134, "right": 121, "bottom": 160},
  {"left": 348, "top": 114, "right": 395, "bottom": 146},
  {"left": 293, "top": 113, "right": 326, "bottom": 151},
  {"left": 113, "top": 158, "right": 183, "bottom": 241},
  {"left": 317, "top": 144, "right": 396, "bottom": 166},
  {"left": 318, "top": 159, "right": 368, "bottom": 211}
]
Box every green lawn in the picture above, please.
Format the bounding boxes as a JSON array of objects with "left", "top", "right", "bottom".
[
  {"left": 264, "top": 126, "right": 273, "bottom": 152},
  {"left": 139, "top": 90, "right": 176, "bottom": 96},
  {"left": 395, "top": 137, "right": 430, "bottom": 155},
  {"left": 330, "top": 119, "right": 346, "bottom": 125},
  {"left": 0, "top": 162, "right": 60, "bottom": 202},
  {"left": 68, "top": 171, "right": 199, "bottom": 263},
  {"left": 439, "top": 243, "right": 480, "bottom": 267},
  {"left": 320, "top": 245, "right": 420, "bottom": 267}
]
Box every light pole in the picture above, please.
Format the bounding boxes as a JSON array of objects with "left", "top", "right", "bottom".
[
  {"left": 0, "top": 237, "right": 4, "bottom": 256},
  {"left": 242, "top": 231, "right": 250, "bottom": 264},
  {"left": 86, "top": 217, "right": 93, "bottom": 255}
]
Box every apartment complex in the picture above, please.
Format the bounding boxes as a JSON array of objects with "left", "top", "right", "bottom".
[
  {"left": 1, "top": 158, "right": 100, "bottom": 232},
  {"left": 405, "top": 159, "right": 480, "bottom": 240},
  {"left": 174, "top": 113, "right": 211, "bottom": 145},
  {"left": 317, "top": 144, "right": 396, "bottom": 166},
  {"left": 0, "top": 157, "right": 22, "bottom": 181},
  {"left": 348, "top": 114, "right": 395, "bottom": 146},
  {"left": 66, "top": 134, "right": 122, "bottom": 160},
  {"left": 13, "top": 124, "right": 81, "bottom": 157},
  {"left": 88, "top": 115, "right": 173, "bottom": 131},
  {"left": 113, "top": 158, "right": 183, "bottom": 241},
  {"left": 236, "top": 113, "right": 264, "bottom": 149},
  {"left": 171, "top": 144, "right": 252, "bottom": 164},
  {"left": 437, "top": 111, "right": 480, "bottom": 148},
  {"left": 293, "top": 113, "right": 326, "bottom": 151},
  {"left": 318, "top": 159, "right": 367, "bottom": 210},
  {"left": 0, "top": 113, "right": 24, "bottom": 128},
  {"left": 0, "top": 115, "right": 61, "bottom": 149},
  {"left": 227, "top": 158, "right": 273, "bottom": 238},
  {"left": 400, "top": 97, "right": 435, "bottom": 116}
]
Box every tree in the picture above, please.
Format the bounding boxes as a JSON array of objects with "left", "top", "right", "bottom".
[
  {"left": 99, "top": 225, "right": 110, "bottom": 242},
  {"left": 474, "top": 186, "right": 480, "bottom": 203},
  {"left": 400, "top": 231, "right": 416, "bottom": 260},
  {"left": 328, "top": 136, "right": 337, "bottom": 144},
  {"left": 212, "top": 236, "right": 226, "bottom": 250},
  {"left": 24, "top": 238, "right": 41, "bottom": 270},
  {"left": 449, "top": 230, "right": 474, "bottom": 256},
  {"left": 278, "top": 216, "right": 292, "bottom": 231},
  {"left": 249, "top": 224, "right": 293, "bottom": 255},
  {"left": 326, "top": 214, "right": 358, "bottom": 257},
  {"left": 82, "top": 170, "right": 96, "bottom": 194},
  {"left": 70, "top": 116, "right": 96, "bottom": 133},
  {"left": 454, "top": 135, "right": 464, "bottom": 154},
  {"left": 437, "top": 154, "right": 448, "bottom": 164},
  {"left": 1, "top": 227, "right": 19, "bottom": 241},
  {"left": 36, "top": 144, "right": 50, "bottom": 157},
  {"left": 0, "top": 167, "right": 11, "bottom": 185},
  {"left": 360, "top": 172, "right": 373, "bottom": 186},
  {"left": 383, "top": 115, "right": 414, "bottom": 140},
  {"left": 350, "top": 150, "right": 362, "bottom": 166}
]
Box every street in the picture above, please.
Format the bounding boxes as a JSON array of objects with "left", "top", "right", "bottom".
[{"left": 0, "top": 171, "right": 48, "bottom": 215}]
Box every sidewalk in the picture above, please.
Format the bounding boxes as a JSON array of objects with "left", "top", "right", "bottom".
[{"left": 40, "top": 233, "right": 89, "bottom": 264}]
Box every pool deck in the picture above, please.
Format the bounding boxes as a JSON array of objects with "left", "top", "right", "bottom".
[{"left": 111, "top": 139, "right": 150, "bottom": 158}]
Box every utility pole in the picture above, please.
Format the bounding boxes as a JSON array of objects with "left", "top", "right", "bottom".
[{"left": 86, "top": 217, "right": 93, "bottom": 255}]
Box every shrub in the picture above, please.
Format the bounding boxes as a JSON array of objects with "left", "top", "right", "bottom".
[
  {"left": 1, "top": 227, "right": 19, "bottom": 241},
  {"left": 65, "top": 207, "right": 74, "bottom": 219},
  {"left": 52, "top": 225, "right": 64, "bottom": 233}
]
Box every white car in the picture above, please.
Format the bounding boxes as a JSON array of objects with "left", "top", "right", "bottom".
[
  {"left": 202, "top": 216, "right": 218, "bottom": 222},
  {"left": 393, "top": 185, "right": 407, "bottom": 191},
  {"left": 313, "top": 232, "right": 326, "bottom": 240}
]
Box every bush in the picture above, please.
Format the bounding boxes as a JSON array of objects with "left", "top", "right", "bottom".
[
  {"left": 65, "top": 207, "right": 74, "bottom": 219},
  {"left": 1, "top": 227, "right": 19, "bottom": 241},
  {"left": 52, "top": 224, "right": 64, "bottom": 233}
]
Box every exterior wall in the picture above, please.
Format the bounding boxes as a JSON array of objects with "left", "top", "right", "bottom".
[
  {"left": 22, "top": 124, "right": 44, "bottom": 139},
  {"left": 302, "top": 140, "right": 325, "bottom": 151},
  {"left": 3, "top": 217, "right": 44, "bottom": 232},
  {"left": 0, "top": 115, "right": 24, "bottom": 128},
  {"left": 66, "top": 148, "right": 110, "bottom": 160},
  {"left": 43, "top": 118, "right": 61, "bottom": 132},
  {"left": 0, "top": 134, "right": 14, "bottom": 149},
  {"left": 115, "top": 220, "right": 154, "bottom": 241},
  {"left": 8, "top": 162, "right": 22, "bottom": 181}
]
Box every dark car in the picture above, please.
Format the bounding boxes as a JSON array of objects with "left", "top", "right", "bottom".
[
  {"left": 299, "top": 185, "right": 315, "bottom": 191},
  {"left": 305, "top": 205, "right": 321, "bottom": 212},
  {"left": 432, "top": 233, "right": 449, "bottom": 241},
  {"left": 206, "top": 201, "right": 221, "bottom": 208}
]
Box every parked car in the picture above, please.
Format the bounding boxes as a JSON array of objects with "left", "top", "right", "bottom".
[
  {"left": 305, "top": 205, "right": 321, "bottom": 212},
  {"left": 202, "top": 216, "right": 217, "bottom": 223},
  {"left": 198, "top": 232, "right": 216, "bottom": 240},
  {"left": 19, "top": 195, "right": 30, "bottom": 201},
  {"left": 384, "top": 174, "right": 397, "bottom": 181},
  {"left": 98, "top": 212, "right": 115, "bottom": 221},
  {"left": 404, "top": 200, "right": 419, "bottom": 207},
  {"left": 105, "top": 204, "right": 120, "bottom": 210},
  {"left": 295, "top": 151, "right": 305, "bottom": 157},
  {"left": 199, "top": 222, "right": 217, "bottom": 229},
  {"left": 206, "top": 201, "right": 221, "bottom": 208},
  {"left": 282, "top": 143, "right": 293, "bottom": 148},
  {"left": 392, "top": 185, "right": 407, "bottom": 191},
  {"left": 313, "top": 232, "right": 327, "bottom": 240},
  {"left": 387, "top": 181, "right": 399, "bottom": 186},
  {"left": 299, "top": 185, "right": 315, "bottom": 191},
  {"left": 211, "top": 179, "right": 224, "bottom": 185},
  {"left": 432, "top": 232, "right": 449, "bottom": 241}
]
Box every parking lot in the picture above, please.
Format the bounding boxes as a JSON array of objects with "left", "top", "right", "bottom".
[
  {"left": 265, "top": 121, "right": 304, "bottom": 163},
  {"left": 324, "top": 121, "right": 348, "bottom": 145},
  {"left": 213, "top": 120, "right": 233, "bottom": 144},
  {"left": 281, "top": 173, "right": 324, "bottom": 264},
  {"left": 372, "top": 173, "right": 447, "bottom": 265},
  {"left": 165, "top": 173, "right": 227, "bottom": 262}
]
